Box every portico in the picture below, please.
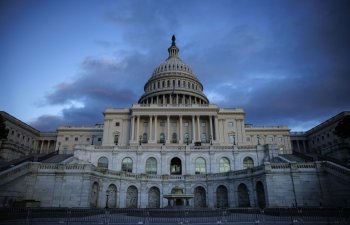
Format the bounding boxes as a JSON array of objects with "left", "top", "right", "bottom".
[{"left": 129, "top": 105, "right": 220, "bottom": 145}]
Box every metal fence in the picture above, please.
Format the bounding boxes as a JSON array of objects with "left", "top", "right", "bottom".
[{"left": 0, "top": 207, "right": 349, "bottom": 225}]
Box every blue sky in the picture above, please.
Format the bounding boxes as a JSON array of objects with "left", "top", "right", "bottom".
[{"left": 1, "top": 0, "right": 349, "bottom": 132}]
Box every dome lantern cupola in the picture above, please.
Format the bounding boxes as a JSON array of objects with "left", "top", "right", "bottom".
[
  {"left": 168, "top": 35, "right": 179, "bottom": 58},
  {"left": 138, "top": 36, "right": 209, "bottom": 106}
]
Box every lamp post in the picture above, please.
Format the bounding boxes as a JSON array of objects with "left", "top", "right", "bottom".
[
  {"left": 209, "top": 135, "right": 212, "bottom": 145},
  {"left": 186, "top": 136, "right": 189, "bottom": 145},
  {"left": 57, "top": 142, "right": 61, "bottom": 152},
  {"left": 139, "top": 135, "right": 142, "bottom": 146},
  {"left": 257, "top": 135, "right": 260, "bottom": 145},
  {"left": 105, "top": 190, "right": 110, "bottom": 209},
  {"left": 91, "top": 135, "right": 95, "bottom": 145}
]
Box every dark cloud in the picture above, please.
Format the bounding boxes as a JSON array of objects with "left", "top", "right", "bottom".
[{"left": 30, "top": 0, "right": 350, "bottom": 132}]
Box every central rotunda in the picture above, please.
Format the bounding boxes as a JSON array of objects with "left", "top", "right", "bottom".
[{"left": 138, "top": 35, "right": 209, "bottom": 106}]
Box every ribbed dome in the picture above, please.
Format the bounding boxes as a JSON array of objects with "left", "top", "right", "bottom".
[{"left": 138, "top": 35, "right": 209, "bottom": 105}]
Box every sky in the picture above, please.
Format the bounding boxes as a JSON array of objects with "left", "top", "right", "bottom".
[{"left": 0, "top": 0, "right": 349, "bottom": 132}]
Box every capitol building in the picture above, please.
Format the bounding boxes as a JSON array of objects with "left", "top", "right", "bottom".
[{"left": 0, "top": 36, "right": 349, "bottom": 209}]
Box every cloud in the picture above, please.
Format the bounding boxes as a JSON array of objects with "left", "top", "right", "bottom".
[{"left": 30, "top": 0, "right": 350, "bottom": 132}]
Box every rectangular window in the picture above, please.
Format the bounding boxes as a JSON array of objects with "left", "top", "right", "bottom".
[
  {"left": 246, "top": 137, "right": 251, "bottom": 142},
  {"left": 201, "top": 122, "right": 206, "bottom": 127},
  {"left": 115, "top": 122, "right": 120, "bottom": 126},
  {"left": 229, "top": 135, "right": 235, "bottom": 144},
  {"left": 172, "top": 122, "right": 177, "bottom": 127},
  {"left": 86, "top": 138, "right": 90, "bottom": 141},
  {"left": 228, "top": 122, "right": 234, "bottom": 127},
  {"left": 75, "top": 137, "right": 78, "bottom": 141},
  {"left": 184, "top": 122, "right": 189, "bottom": 127},
  {"left": 98, "top": 138, "right": 102, "bottom": 142},
  {"left": 160, "top": 121, "right": 165, "bottom": 127},
  {"left": 65, "top": 137, "right": 69, "bottom": 141},
  {"left": 144, "top": 122, "right": 148, "bottom": 127}
]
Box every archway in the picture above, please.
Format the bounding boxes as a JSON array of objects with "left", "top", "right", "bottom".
[
  {"left": 216, "top": 185, "right": 228, "bottom": 208},
  {"left": 148, "top": 187, "right": 160, "bottom": 208},
  {"left": 237, "top": 183, "right": 250, "bottom": 207},
  {"left": 126, "top": 186, "right": 138, "bottom": 208},
  {"left": 194, "top": 186, "right": 206, "bottom": 208},
  {"left": 256, "top": 181, "right": 266, "bottom": 208},
  {"left": 107, "top": 184, "right": 117, "bottom": 208},
  {"left": 90, "top": 182, "right": 99, "bottom": 208},
  {"left": 170, "top": 157, "right": 182, "bottom": 175}
]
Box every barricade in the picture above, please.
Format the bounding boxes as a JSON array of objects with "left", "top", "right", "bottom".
[{"left": 0, "top": 207, "right": 349, "bottom": 225}]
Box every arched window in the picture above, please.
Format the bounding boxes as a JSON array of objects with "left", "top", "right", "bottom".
[
  {"left": 122, "top": 157, "right": 133, "bottom": 172},
  {"left": 243, "top": 157, "right": 254, "bottom": 169},
  {"left": 170, "top": 157, "right": 182, "bottom": 175},
  {"left": 97, "top": 157, "right": 108, "bottom": 169},
  {"left": 195, "top": 157, "right": 206, "bottom": 174},
  {"left": 219, "top": 157, "right": 230, "bottom": 172},
  {"left": 146, "top": 157, "right": 157, "bottom": 174}
]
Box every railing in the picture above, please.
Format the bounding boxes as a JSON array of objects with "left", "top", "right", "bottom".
[{"left": 0, "top": 207, "right": 348, "bottom": 225}]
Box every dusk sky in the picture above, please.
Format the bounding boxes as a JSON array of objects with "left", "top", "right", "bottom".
[{"left": 1, "top": 0, "right": 349, "bottom": 132}]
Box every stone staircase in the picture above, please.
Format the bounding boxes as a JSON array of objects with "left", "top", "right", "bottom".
[
  {"left": 278, "top": 154, "right": 308, "bottom": 163},
  {"left": 41, "top": 154, "right": 73, "bottom": 163}
]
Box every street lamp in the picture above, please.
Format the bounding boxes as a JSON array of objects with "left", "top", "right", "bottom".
[
  {"left": 105, "top": 190, "right": 110, "bottom": 209},
  {"left": 257, "top": 135, "right": 260, "bottom": 145},
  {"left": 186, "top": 136, "right": 189, "bottom": 145},
  {"left": 91, "top": 135, "right": 95, "bottom": 145},
  {"left": 139, "top": 135, "right": 142, "bottom": 146}
]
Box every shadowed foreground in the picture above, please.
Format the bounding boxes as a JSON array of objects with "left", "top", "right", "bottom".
[{"left": 0, "top": 207, "right": 349, "bottom": 225}]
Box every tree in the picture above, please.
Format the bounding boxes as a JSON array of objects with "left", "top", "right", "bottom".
[
  {"left": 334, "top": 115, "right": 350, "bottom": 139},
  {"left": 0, "top": 114, "right": 9, "bottom": 140}
]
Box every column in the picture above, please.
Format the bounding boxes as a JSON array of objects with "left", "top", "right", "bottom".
[
  {"left": 166, "top": 115, "right": 170, "bottom": 143},
  {"left": 163, "top": 95, "right": 165, "bottom": 104},
  {"left": 192, "top": 116, "right": 195, "bottom": 143},
  {"left": 214, "top": 116, "right": 219, "bottom": 142},
  {"left": 176, "top": 94, "right": 179, "bottom": 105},
  {"left": 149, "top": 115, "right": 153, "bottom": 142},
  {"left": 136, "top": 116, "right": 140, "bottom": 142},
  {"left": 154, "top": 116, "right": 158, "bottom": 143},
  {"left": 209, "top": 116, "right": 213, "bottom": 143},
  {"left": 156, "top": 95, "right": 159, "bottom": 104},
  {"left": 169, "top": 94, "right": 172, "bottom": 104},
  {"left": 40, "top": 141, "right": 43, "bottom": 153},
  {"left": 197, "top": 116, "right": 200, "bottom": 142},
  {"left": 179, "top": 116, "right": 183, "bottom": 144},
  {"left": 131, "top": 116, "right": 135, "bottom": 141}
]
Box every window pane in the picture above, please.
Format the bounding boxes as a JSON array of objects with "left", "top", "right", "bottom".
[
  {"left": 219, "top": 157, "right": 230, "bottom": 172},
  {"left": 195, "top": 157, "right": 206, "bottom": 174}
]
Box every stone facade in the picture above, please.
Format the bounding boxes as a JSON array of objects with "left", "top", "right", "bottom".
[
  {"left": 0, "top": 111, "right": 56, "bottom": 162},
  {"left": 291, "top": 111, "right": 350, "bottom": 163}
]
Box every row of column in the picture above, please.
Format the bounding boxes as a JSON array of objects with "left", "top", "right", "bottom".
[
  {"left": 141, "top": 94, "right": 207, "bottom": 105},
  {"left": 130, "top": 115, "right": 218, "bottom": 144}
]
